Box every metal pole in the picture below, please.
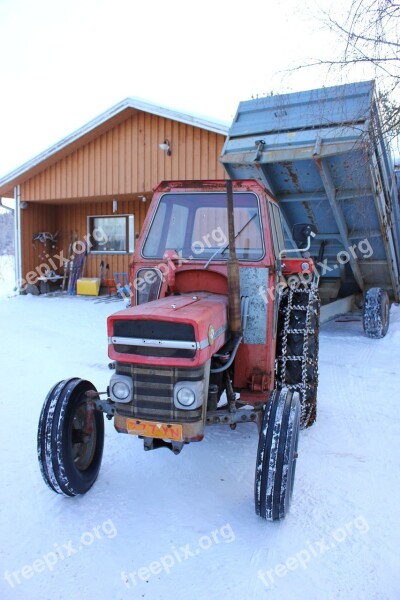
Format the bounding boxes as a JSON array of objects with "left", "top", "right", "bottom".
[
  {"left": 226, "top": 180, "right": 242, "bottom": 336},
  {"left": 13, "top": 185, "right": 22, "bottom": 291}
]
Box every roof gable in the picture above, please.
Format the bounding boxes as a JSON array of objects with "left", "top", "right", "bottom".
[{"left": 0, "top": 97, "right": 229, "bottom": 197}]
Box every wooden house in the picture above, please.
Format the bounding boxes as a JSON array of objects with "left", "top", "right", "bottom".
[{"left": 0, "top": 98, "right": 228, "bottom": 289}]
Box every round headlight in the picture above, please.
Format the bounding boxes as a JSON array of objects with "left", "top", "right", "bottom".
[
  {"left": 112, "top": 380, "right": 130, "bottom": 401},
  {"left": 177, "top": 387, "right": 195, "bottom": 407}
]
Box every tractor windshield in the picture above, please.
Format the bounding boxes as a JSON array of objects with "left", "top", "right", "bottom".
[{"left": 142, "top": 192, "right": 264, "bottom": 261}]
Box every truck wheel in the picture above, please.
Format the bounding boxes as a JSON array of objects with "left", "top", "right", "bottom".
[
  {"left": 275, "top": 283, "right": 320, "bottom": 428},
  {"left": 255, "top": 389, "right": 300, "bottom": 521},
  {"left": 363, "top": 287, "right": 390, "bottom": 339},
  {"left": 37, "top": 378, "right": 104, "bottom": 496}
]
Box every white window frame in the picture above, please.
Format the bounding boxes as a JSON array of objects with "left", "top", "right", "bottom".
[{"left": 87, "top": 214, "right": 135, "bottom": 254}]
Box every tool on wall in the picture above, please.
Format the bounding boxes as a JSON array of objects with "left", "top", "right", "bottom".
[
  {"left": 32, "top": 231, "right": 59, "bottom": 263},
  {"left": 99, "top": 260, "right": 104, "bottom": 282},
  {"left": 62, "top": 231, "right": 73, "bottom": 292},
  {"left": 32, "top": 231, "right": 59, "bottom": 246},
  {"left": 67, "top": 232, "right": 87, "bottom": 295}
]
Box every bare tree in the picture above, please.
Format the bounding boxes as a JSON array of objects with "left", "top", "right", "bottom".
[{"left": 299, "top": 0, "right": 400, "bottom": 138}]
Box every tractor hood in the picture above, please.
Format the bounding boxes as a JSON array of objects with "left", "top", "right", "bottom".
[{"left": 107, "top": 292, "right": 228, "bottom": 367}]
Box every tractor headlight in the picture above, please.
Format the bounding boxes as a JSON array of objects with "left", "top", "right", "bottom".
[
  {"left": 109, "top": 374, "right": 133, "bottom": 403},
  {"left": 176, "top": 387, "right": 196, "bottom": 407},
  {"left": 112, "top": 381, "right": 130, "bottom": 400},
  {"left": 174, "top": 380, "right": 205, "bottom": 410}
]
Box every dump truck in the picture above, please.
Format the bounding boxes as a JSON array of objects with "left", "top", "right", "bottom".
[
  {"left": 221, "top": 80, "right": 400, "bottom": 334},
  {"left": 37, "top": 80, "right": 400, "bottom": 521}
]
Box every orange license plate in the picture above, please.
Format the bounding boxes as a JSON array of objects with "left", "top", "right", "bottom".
[{"left": 126, "top": 418, "right": 183, "bottom": 442}]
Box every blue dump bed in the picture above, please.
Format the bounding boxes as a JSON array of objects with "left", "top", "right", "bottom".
[{"left": 221, "top": 81, "right": 400, "bottom": 302}]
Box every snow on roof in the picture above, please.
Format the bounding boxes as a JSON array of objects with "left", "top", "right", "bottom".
[{"left": 0, "top": 97, "right": 230, "bottom": 191}]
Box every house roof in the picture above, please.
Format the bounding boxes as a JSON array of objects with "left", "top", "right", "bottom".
[{"left": 0, "top": 97, "right": 230, "bottom": 198}]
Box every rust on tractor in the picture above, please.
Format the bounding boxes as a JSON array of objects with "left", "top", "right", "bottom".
[{"left": 247, "top": 369, "right": 270, "bottom": 392}]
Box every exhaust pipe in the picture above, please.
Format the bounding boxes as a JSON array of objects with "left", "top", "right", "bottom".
[{"left": 226, "top": 180, "right": 242, "bottom": 337}]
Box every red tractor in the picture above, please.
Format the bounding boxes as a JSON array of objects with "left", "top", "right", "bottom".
[{"left": 38, "top": 180, "right": 320, "bottom": 521}]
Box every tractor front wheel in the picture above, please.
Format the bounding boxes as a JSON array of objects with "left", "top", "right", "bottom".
[
  {"left": 37, "top": 378, "right": 104, "bottom": 496},
  {"left": 254, "top": 389, "right": 300, "bottom": 521}
]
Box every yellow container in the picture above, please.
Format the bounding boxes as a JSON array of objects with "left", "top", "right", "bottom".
[{"left": 76, "top": 278, "right": 101, "bottom": 296}]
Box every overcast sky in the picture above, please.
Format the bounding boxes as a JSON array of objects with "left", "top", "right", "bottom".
[{"left": 0, "top": 0, "right": 382, "bottom": 179}]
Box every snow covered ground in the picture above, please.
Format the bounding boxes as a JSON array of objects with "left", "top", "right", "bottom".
[{"left": 1, "top": 293, "right": 399, "bottom": 600}]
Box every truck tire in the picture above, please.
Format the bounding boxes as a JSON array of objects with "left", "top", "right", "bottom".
[
  {"left": 37, "top": 378, "right": 104, "bottom": 496},
  {"left": 255, "top": 389, "right": 300, "bottom": 521},
  {"left": 275, "top": 283, "right": 320, "bottom": 428},
  {"left": 363, "top": 287, "right": 390, "bottom": 339}
]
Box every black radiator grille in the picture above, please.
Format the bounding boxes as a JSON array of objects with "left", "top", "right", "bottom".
[
  {"left": 113, "top": 320, "right": 196, "bottom": 358},
  {"left": 115, "top": 362, "right": 204, "bottom": 422}
]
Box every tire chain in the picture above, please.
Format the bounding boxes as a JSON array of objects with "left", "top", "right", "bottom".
[{"left": 275, "top": 282, "right": 320, "bottom": 428}]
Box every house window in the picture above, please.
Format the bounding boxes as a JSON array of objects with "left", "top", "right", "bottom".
[{"left": 87, "top": 215, "right": 134, "bottom": 253}]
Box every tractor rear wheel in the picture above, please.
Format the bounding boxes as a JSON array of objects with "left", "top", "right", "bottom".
[
  {"left": 275, "top": 283, "right": 320, "bottom": 428},
  {"left": 363, "top": 287, "right": 390, "bottom": 339},
  {"left": 37, "top": 378, "right": 104, "bottom": 496},
  {"left": 255, "top": 389, "right": 300, "bottom": 521}
]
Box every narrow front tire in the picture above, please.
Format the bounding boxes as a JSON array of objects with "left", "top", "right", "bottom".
[
  {"left": 255, "top": 389, "right": 300, "bottom": 521},
  {"left": 37, "top": 378, "right": 104, "bottom": 496}
]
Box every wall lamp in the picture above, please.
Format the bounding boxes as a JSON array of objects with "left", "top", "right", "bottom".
[{"left": 159, "top": 139, "right": 171, "bottom": 156}]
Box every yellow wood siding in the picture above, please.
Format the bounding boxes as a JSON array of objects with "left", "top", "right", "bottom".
[{"left": 21, "top": 114, "right": 226, "bottom": 201}]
